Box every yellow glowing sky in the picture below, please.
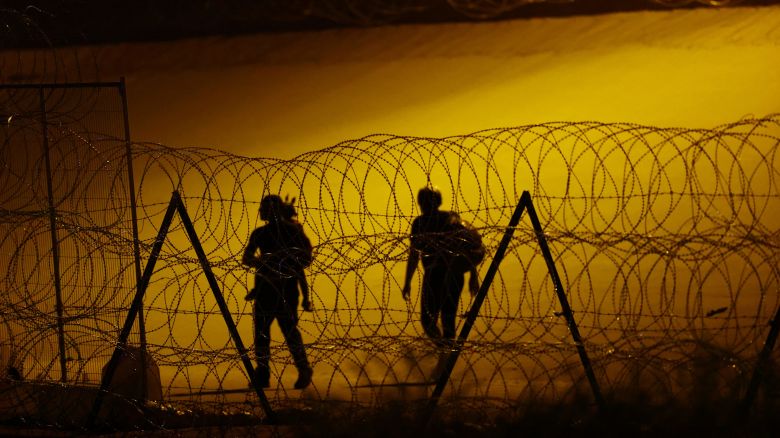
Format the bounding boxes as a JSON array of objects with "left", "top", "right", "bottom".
[{"left": 71, "top": 6, "right": 780, "bottom": 158}]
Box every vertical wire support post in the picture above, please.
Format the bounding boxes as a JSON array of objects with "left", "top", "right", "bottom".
[
  {"left": 524, "top": 195, "right": 606, "bottom": 413},
  {"left": 741, "top": 304, "right": 780, "bottom": 417},
  {"left": 173, "top": 192, "right": 277, "bottom": 423},
  {"left": 425, "top": 191, "right": 606, "bottom": 424},
  {"left": 87, "top": 192, "right": 276, "bottom": 427},
  {"left": 119, "top": 77, "right": 148, "bottom": 403},
  {"left": 426, "top": 191, "right": 530, "bottom": 418},
  {"left": 39, "top": 87, "right": 68, "bottom": 383}
]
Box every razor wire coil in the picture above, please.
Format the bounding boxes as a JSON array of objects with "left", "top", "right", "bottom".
[{"left": 2, "top": 87, "right": 780, "bottom": 426}]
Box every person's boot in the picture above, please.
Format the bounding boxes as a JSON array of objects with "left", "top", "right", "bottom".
[{"left": 294, "top": 366, "right": 313, "bottom": 389}]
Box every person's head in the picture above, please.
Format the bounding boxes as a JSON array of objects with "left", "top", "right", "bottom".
[
  {"left": 417, "top": 187, "right": 442, "bottom": 215},
  {"left": 259, "top": 194, "right": 298, "bottom": 222}
]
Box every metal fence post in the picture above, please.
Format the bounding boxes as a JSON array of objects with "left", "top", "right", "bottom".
[
  {"left": 119, "top": 76, "right": 148, "bottom": 403},
  {"left": 39, "top": 87, "right": 68, "bottom": 383}
]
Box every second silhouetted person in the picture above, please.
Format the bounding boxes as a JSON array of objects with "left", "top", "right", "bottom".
[{"left": 402, "top": 187, "right": 483, "bottom": 346}]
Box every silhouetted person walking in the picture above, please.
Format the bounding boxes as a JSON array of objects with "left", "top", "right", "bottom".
[
  {"left": 402, "top": 187, "right": 482, "bottom": 346},
  {"left": 243, "top": 195, "right": 313, "bottom": 389}
]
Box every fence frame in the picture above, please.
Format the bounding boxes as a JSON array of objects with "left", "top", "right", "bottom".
[{"left": 0, "top": 80, "right": 145, "bottom": 386}]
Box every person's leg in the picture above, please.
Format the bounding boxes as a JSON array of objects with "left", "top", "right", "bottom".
[
  {"left": 276, "top": 279, "right": 312, "bottom": 389},
  {"left": 277, "top": 312, "right": 309, "bottom": 368},
  {"left": 277, "top": 317, "right": 312, "bottom": 388},
  {"left": 421, "top": 269, "right": 445, "bottom": 341},
  {"left": 440, "top": 271, "right": 465, "bottom": 341},
  {"left": 253, "top": 297, "right": 275, "bottom": 387}
]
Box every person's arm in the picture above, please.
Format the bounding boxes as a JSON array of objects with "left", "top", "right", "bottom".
[
  {"left": 299, "top": 268, "right": 312, "bottom": 311},
  {"left": 242, "top": 231, "right": 261, "bottom": 300},
  {"left": 298, "top": 227, "right": 313, "bottom": 268},
  {"left": 468, "top": 266, "right": 480, "bottom": 297},
  {"left": 286, "top": 223, "right": 313, "bottom": 311},
  {"left": 241, "top": 231, "right": 261, "bottom": 269},
  {"left": 402, "top": 247, "right": 419, "bottom": 301},
  {"left": 402, "top": 219, "right": 421, "bottom": 301}
]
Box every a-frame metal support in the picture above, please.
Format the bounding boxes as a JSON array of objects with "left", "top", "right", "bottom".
[
  {"left": 425, "top": 190, "right": 605, "bottom": 421},
  {"left": 87, "top": 191, "right": 276, "bottom": 426}
]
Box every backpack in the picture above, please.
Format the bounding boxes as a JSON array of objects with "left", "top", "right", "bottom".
[{"left": 447, "top": 220, "right": 486, "bottom": 273}]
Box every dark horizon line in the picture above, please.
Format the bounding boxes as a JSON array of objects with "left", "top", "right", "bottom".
[{"left": 2, "top": 0, "right": 779, "bottom": 49}]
